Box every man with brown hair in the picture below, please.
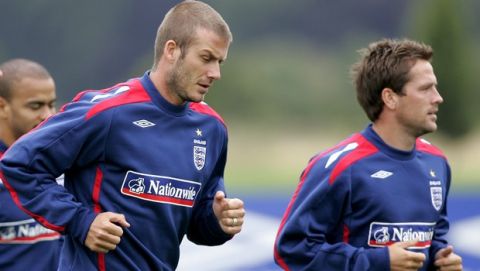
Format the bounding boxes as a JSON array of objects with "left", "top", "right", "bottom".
[
  {"left": 0, "top": 1, "right": 245, "bottom": 270},
  {"left": 0, "top": 58, "right": 61, "bottom": 270},
  {"left": 274, "top": 39, "right": 462, "bottom": 270}
]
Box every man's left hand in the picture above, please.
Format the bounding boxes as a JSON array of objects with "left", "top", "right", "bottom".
[
  {"left": 434, "top": 245, "right": 463, "bottom": 271},
  {"left": 213, "top": 191, "right": 245, "bottom": 235}
]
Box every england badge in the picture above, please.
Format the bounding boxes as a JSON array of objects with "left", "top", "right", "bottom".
[
  {"left": 430, "top": 186, "right": 443, "bottom": 211},
  {"left": 193, "top": 146, "right": 206, "bottom": 171}
]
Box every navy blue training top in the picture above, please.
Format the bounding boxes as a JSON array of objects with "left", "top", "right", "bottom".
[{"left": 0, "top": 72, "right": 232, "bottom": 271}]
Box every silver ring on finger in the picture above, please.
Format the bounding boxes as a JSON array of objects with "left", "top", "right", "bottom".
[{"left": 232, "top": 217, "right": 237, "bottom": 226}]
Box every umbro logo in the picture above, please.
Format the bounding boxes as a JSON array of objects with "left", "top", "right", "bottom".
[
  {"left": 371, "top": 170, "right": 393, "bottom": 179},
  {"left": 133, "top": 119, "right": 155, "bottom": 128}
]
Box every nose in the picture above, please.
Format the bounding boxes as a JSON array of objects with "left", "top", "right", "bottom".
[
  {"left": 433, "top": 88, "right": 443, "bottom": 104},
  {"left": 40, "top": 106, "right": 56, "bottom": 121},
  {"left": 207, "top": 62, "right": 221, "bottom": 81}
]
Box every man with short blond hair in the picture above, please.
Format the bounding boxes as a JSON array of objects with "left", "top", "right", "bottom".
[{"left": 0, "top": 1, "right": 245, "bottom": 270}]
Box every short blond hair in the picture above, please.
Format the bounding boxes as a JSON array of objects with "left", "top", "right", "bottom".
[{"left": 152, "top": 1, "right": 232, "bottom": 70}]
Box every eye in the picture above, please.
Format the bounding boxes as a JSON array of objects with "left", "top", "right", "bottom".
[
  {"left": 420, "top": 84, "right": 434, "bottom": 91},
  {"left": 201, "top": 55, "right": 211, "bottom": 62},
  {"left": 28, "top": 102, "right": 43, "bottom": 110}
]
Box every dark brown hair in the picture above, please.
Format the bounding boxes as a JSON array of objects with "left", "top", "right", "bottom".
[
  {"left": 0, "top": 58, "right": 52, "bottom": 100},
  {"left": 351, "top": 39, "right": 433, "bottom": 121}
]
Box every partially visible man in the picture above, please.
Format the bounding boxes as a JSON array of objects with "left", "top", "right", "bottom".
[
  {"left": 274, "top": 39, "right": 462, "bottom": 271},
  {"left": 0, "top": 1, "right": 244, "bottom": 270},
  {"left": 0, "top": 58, "right": 61, "bottom": 270}
]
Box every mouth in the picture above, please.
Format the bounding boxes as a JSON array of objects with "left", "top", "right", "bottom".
[
  {"left": 198, "top": 83, "right": 210, "bottom": 92},
  {"left": 427, "top": 110, "right": 438, "bottom": 119}
]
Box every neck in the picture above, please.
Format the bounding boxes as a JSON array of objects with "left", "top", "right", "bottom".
[
  {"left": 149, "top": 68, "right": 184, "bottom": 106},
  {"left": 371, "top": 121, "right": 416, "bottom": 151},
  {"left": 0, "top": 122, "right": 16, "bottom": 147}
]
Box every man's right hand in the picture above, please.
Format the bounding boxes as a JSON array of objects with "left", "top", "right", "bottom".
[
  {"left": 389, "top": 240, "right": 426, "bottom": 271},
  {"left": 85, "top": 212, "right": 130, "bottom": 253}
]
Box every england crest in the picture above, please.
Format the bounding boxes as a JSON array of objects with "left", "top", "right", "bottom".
[
  {"left": 193, "top": 146, "right": 206, "bottom": 171},
  {"left": 430, "top": 186, "right": 443, "bottom": 211}
]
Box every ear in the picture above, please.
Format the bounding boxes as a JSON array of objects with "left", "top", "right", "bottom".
[
  {"left": 163, "top": 40, "right": 180, "bottom": 63},
  {"left": 0, "top": 97, "right": 10, "bottom": 119},
  {"left": 381, "top": 87, "right": 398, "bottom": 110}
]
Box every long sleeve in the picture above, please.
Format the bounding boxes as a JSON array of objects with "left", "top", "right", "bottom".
[
  {"left": 0, "top": 101, "right": 110, "bottom": 244},
  {"left": 187, "top": 124, "right": 232, "bottom": 245},
  {"left": 274, "top": 153, "right": 388, "bottom": 271},
  {"left": 427, "top": 163, "right": 451, "bottom": 268},
  {"left": 1, "top": 75, "right": 239, "bottom": 270},
  {"left": 275, "top": 128, "right": 455, "bottom": 271}
]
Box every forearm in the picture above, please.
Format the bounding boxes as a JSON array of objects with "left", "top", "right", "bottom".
[
  {"left": 187, "top": 199, "right": 232, "bottom": 245},
  {"left": 275, "top": 237, "right": 389, "bottom": 271}
]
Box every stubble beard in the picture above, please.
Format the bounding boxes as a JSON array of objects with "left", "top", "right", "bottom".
[
  {"left": 398, "top": 113, "right": 436, "bottom": 139},
  {"left": 411, "top": 121, "right": 437, "bottom": 138},
  {"left": 166, "top": 59, "right": 192, "bottom": 103}
]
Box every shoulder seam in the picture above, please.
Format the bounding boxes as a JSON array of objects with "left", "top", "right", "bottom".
[
  {"left": 85, "top": 82, "right": 150, "bottom": 120},
  {"left": 329, "top": 134, "right": 378, "bottom": 184},
  {"left": 189, "top": 102, "right": 225, "bottom": 126}
]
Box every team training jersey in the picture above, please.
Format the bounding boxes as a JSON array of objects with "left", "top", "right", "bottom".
[
  {"left": 0, "top": 72, "right": 232, "bottom": 271},
  {"left": 0, "top": 141, "right": 62, "bottom": 270},
  {"left": 274, "top": 125, "right": 450, "bottom": 271}
]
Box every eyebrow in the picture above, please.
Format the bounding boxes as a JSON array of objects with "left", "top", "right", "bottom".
[
  {"left": 26, "top": 98, "right": 57, "bottom": 104},
  {"left": 200, "top": 49, "right": 226, "bottom": 62},
  {"left": 419, "top": 81, "right": 437, "bottom": 89}
]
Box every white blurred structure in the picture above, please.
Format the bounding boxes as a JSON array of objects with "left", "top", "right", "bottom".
[{"left": 178, "top": 212, "right": 280, "bottom": 271}]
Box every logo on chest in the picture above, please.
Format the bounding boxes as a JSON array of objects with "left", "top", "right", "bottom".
[
  {"left": 0, "top": 219, "right": 61, "bottom": 244},
  {"left": 429, "top": 169, "right": 443, "bottom": 211},
  {"left": 193, "top": 145, "right": 206, "bottom": 171},
  {"left": 368, "top": 222, "right": 436, "bottom": 249},
  {"left": 121, "top": 171, "right": 202, "bottom": 207},
  {"left": 193, "top": 128, "right": 207, "bottom": 171}
]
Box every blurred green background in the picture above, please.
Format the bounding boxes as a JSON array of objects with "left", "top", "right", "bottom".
[{"left": 1, "top": 0, "right": 479, "bottom": 195}]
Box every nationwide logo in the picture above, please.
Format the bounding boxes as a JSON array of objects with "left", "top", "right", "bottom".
[
  {"left": 370, "top": 170, "right": 393, "bottom": 179},
  {"left": 121, "top": 171, "right": 201, "bottom": 207},
  {"left": 368, "top": 222, "right": 436, "bottom": 249},
  {"left": 0, "top": 219, "right": 61, "bottom": 244}
]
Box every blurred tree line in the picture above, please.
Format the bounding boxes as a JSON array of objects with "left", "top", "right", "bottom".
[
  {"left": 408, "top": 0, "right": 478, "bottom": 138},
  {"left": 1, "top": 0, "right": 479, "bottom": 138}
]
